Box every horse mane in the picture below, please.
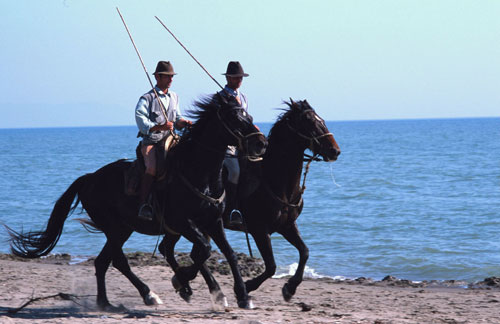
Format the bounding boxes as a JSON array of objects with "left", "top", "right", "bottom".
[
  {"left": 267, "top": 99, "right": 311, "bottom": 143},
  {"left": 168, "top": 93, "right": 242, "bottom": 164},
  {"left": 176, "top": 94, "right": 219, "bottom": 145}
]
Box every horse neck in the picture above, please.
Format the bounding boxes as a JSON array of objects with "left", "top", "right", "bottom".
[
  {"left": 178, "top": 132, "right": 227, "bottom": 186},
  {"left": 263, "top": 132, "right": 305, "bottom": 197}
]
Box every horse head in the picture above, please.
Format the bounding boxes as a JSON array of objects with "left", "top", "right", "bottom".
[
  {"left": 286, "top": 99, "right": 340, "bottom": 162},
  {"left": 215, "top": 93, "right": 268, "bottom": 159}
]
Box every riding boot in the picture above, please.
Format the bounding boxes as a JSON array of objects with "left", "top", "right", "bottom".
[
  {"left": 225, "top": 182, "right": 243, "bottom": 226},
  {"left": 138, "top": 173, "right": 155, "bottom": 221}
]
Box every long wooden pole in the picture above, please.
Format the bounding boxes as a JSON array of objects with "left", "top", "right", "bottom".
[
  {"left": 116, "top": 7, "right": 169, "bottom": 123},
  {"left": 155, "top": 16, "right": 224, "bottom": 90}
]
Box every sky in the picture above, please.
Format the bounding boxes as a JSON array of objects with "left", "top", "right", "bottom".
[{"left": 0, "top": 0, "right": 499, "bottom": 128}]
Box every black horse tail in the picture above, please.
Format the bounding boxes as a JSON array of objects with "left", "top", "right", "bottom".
[{"left": 8, "top": 174, "right": 90, "bottom": 259}]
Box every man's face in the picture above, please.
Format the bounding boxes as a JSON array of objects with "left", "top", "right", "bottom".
[
  {"left": 156, "top": 74, "right": 173, "bottom": 90},
  {"left": 226, "top": 76, "right": 243, "bottom": 90}
]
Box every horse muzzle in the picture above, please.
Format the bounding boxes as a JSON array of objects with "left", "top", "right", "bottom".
[
  {"left": 316, "top": 135, "right": 340, "bottom": 162},
  {"left": 244, "top": 133, "right": 268, "bottom": 158},
  {"left": 322, "top": 146, "right": 341, "bottom": 162}
]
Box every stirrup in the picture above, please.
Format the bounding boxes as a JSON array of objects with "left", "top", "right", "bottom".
[
  {"left": 138, "top": 204, "right": 154, "bottom": 221},
  {"left": 229, "top": 209, "right": 243, "bottom": 225}
]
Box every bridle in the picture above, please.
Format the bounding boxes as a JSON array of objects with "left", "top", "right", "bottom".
[
  {"left": 216, "top": 107, "right": 264, "bottom": 161},
  {"left": 286, "top": 109, "right": 333, "bottom": 152}
]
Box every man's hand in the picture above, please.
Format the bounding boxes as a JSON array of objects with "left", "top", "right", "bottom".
[
  {"left": 176, "top": 119, "right": 193, "bottom": 129},
  {"left": 161, "top": 121, "right": 174, "bottom": 130},
  {"left": 151, "top": 121, "right": 174, "bottom": 132}
]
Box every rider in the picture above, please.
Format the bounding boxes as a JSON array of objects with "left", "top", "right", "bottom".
[
  {"left": 135, "top": 61, "right": 192, "bottom": 221},
  {"left": 219, "top": 61, "right": 250, "bottom": 226}
]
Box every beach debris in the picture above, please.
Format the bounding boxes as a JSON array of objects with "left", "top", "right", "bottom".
[
  {"left": 296, "top": 302, "right": 312, "bottom": 311},
  {"left": 354, "top": 277, "right": 374, "bottom": 284},
  {"left": 482, "top": 277, "right": 500, "bottom": 287},
  {"left": 7, "top": 292, "right": 76, "bottom": 314}
]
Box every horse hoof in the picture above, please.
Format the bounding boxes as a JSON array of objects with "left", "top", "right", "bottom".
[
  {"left": 210, "top": 290, "right": 228, "bottom": 310},
  {"left": 172, "top": 276, "right": 192, "bottom": 303},
  {"left": 98, "top": 303, "right": 128, "bottom": 313},
  {"left": 282, "top": 283, "right": 293, "bottom": 302},
  {"left": 237, "top": 298, "right": 255, "bottom": 309},
  {"left": 144, "top": 291, "right": 163, "bottom": 305}
]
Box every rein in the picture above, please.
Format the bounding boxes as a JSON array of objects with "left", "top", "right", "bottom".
[
  {"left": 264, "top": 153, "right": 318, "bottom": 210},
  {"left": 264, "top": 108, "right": 328, "bottom": 208},
  {"left": 266, "top": 108, "right": 328, "bottom": 208},
  {"left": 173, "top": 106, "right": 266, "bottom": 207},
  {"left": 177, "top": 171, "right": 226, "bottom": 207},
  {"left": 216, "top": 107, "right": 264, "bottom": 161}
]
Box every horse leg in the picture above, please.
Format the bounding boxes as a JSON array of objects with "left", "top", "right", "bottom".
[
  {"left": 158, "top": 233, "right": 193, "bottom": 302},
  {"left": 108, "top": 231, "right": 163, "bottom": 306},
  {"left": 244, "top": 230, "right": 277, "bottom": 293},
  {"left": 192, "top": 242, "right": 228, "bottom": 308},
  {"left": 159, "top": 234, "right": 227, "bottom": 308},
  {"left": 95, "top": 229, "right": 161, "bottom": 309},
  {"left": 206, "top": 219, "right": 251, "bottom": 309},
  {"left": 278, "top": 222, "right": 309, "bottom": 302},
  {"left": 94, "top": 241, "right": 115, "bottom": 310},
  {"left": 165, "top": 221, "right": 212, "bottom": 302}
]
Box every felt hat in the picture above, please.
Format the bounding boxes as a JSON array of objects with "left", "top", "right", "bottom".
[
  {"left": 222, "top": 61, "right": 249, "bottom": 77},
  {"left": 153, "top": 61, "right": 177, "bottom": 75}
]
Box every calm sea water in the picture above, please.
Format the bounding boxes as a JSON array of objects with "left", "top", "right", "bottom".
[{"left": 0, "top": 118, "right": 499, "bottom": 282}]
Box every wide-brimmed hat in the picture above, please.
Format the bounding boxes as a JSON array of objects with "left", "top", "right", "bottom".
[
  {"left": 153, "top": 61, "right": 177, "bottom": 75},
  {"left": 222, "top": 61, "right": 249, "bottom": 77}
]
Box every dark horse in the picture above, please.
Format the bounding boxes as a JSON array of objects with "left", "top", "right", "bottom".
[
  {"left": 159, "top": 99, "right": 340, "bottom": 303},
  {"left": 8, "top": 94, "right": 267, "bottom": 310}
]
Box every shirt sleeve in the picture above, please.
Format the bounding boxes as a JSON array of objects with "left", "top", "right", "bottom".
[
  {"left": 174, "top": 95, "right": 182, "bottom": 123},
  {"left": 135, "top": 97, "right": 155, "bottom": 135},
  {"left": 241, "top": 93, "right": 249, "bottom": 111}
]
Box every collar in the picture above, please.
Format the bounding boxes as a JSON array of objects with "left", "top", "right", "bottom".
[
  {"left": 155, "top": 86, "right": 170, "bottom": 97},
  {"left": 223, "top": 86, "right": 239, "bottom": 97}
]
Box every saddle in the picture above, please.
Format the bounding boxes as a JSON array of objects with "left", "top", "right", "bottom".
[{"left": 124, "top": 133, "right": 179, "bottom": 196}]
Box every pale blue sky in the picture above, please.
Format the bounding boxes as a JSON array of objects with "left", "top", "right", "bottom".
[{"left": 1, "top": 0, "right": 499, "bottom": 128}]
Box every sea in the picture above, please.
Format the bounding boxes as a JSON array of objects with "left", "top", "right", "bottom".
[{"left": 0, "top": 118, "right": 499, "bottom": 283}]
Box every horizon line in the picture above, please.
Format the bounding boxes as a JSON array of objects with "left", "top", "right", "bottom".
[{"left": 0, "top": 116, "right": 498, "bottom": 131}]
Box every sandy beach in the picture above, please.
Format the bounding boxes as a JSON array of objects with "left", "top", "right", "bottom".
[{"left": 1, "top": 254, "right": 500, "bottom": 324}]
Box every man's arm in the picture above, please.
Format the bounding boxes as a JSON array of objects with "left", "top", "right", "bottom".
[
  {"left": 135, "top": 98, "right": 155, "bottom": 135},
  {"left": 172, "top": 94, "right": 192, "bottom": 129},
  {"left": 136, "top": 97, "right": 173, "bottom": 133}
]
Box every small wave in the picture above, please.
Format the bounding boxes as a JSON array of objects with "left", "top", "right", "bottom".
[
  {"left": 273, "top": 262, "right": 344, "bottom": 280},
  {"left": 69, "top": 255, "right": 92, "bottom": 265}
]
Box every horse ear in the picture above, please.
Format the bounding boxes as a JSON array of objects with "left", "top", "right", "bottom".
[{"left": 289, "top": 98, "right": 295, "bottom": 106}]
